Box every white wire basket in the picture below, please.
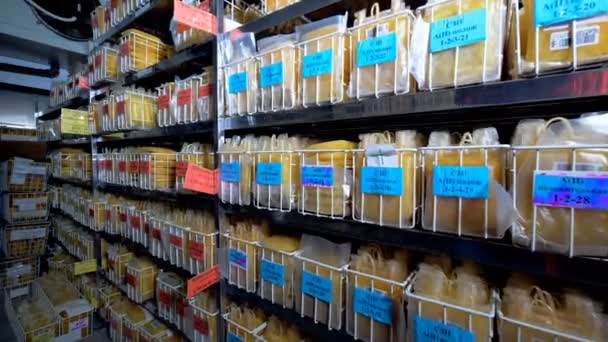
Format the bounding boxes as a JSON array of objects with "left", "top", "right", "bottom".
[
  {"left": 5, "top": 283, "right": 59, "bottom": 342},
  {"left": 188, "top": 230, "right": 218, "bottom": 275},
  {"left": 345, "top": 268, "right": 413, "bottom": 342},
  {"left": 349, "top": 7, "right": 414, "bottom": 99},
  {"left": 156, "top": 271, "right": 185, "bottom": 328},
  {"left": 219, "top": 151, "right": 253, "bottom": 206},
  {"left": 225, "top": 234, "right": 259, "bottom": 293},
  {"left": 420, "top": 144, "right": 511, "bottom": 239},
  {"left": 510, "top": 144, "right": 608, "bottom": 257},
  {"left": 405, "top": 277, "right": 497, "bottom": 342},
  {"left": 167, "top": 222, "right": 190, "bottom": 270},
  {"left": 138, "top": 152, "right": 177, "bottom": 192},
  {"left": 258, "top": 42, "right": 299, "bottom": 113},
  {"left": 252, "top": 150, "right": 297, "bottom": 212},
  {"left": 148, "top": 217, "right": 167, "bottom": 260},
  {"left": 223, "top": 56, "right": 258, "bottom": 116},
  {"left": 223, "top": 312, "right": 267, "bottom": 342},
  {"left": 192, "top": 301, "right": 219, "bottom": 342},
  {"left": 295, "top": 254, "right": 346, "bottom": 331},
  {"left": 258, "top": 246, "right": 298, "bottom": 309},
  {"left": 352, "top": 147, "right": 420, "bottom": 229},
  {"left": 297, "top": 149, "right": 353, "bottom": 219}
]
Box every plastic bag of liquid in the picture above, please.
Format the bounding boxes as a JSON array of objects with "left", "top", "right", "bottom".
[
  {"left": 258, "top": 235, "right": 300, "bottom": 309},
  {"left": 298, "top": 139, "right": 356, "bottom": 218},
  {"left": 411, "top": 0, "right": 507, "bottom": 90},
  {"left": 346, "top": 245, "right": 410, "bottom": 342},
  {"left": 225, "top": 303, "right": 266, "bottom": 342},
  {"left": 512, "top": 114, "right": 608, "bottom": 256},
  {"left": 349, "top": 1, "right": 414, "bottom": 99},
  {"left": 226, "top": 219, "right": 270, "bottom": 292},
  {"left": 221, "top": 32, "right": 258, "bottom": 116},
  {"left": 295, "top": 234, "right": 350, "bottom": 330},
  {"left": 296, "top": 14, "right": 350, "bottom": 106},
  {"left": 422, "top": 127, "right": 514, "bottom": 238},
  {"left": 219, "top": 135, "right": 256, "bottom": 205},
  {"left": 507, "top": 0, "right": 608, "bottom": 77},
  {"left": 354, "top": 130, "right": 424, "bottom": 228},
  {"left": 257, "top": 33, "right": 299, "bottom": 112},
  {"left": 260, "top": 316, "right": 303, "bottom": 342},
  {"left": 253, "top": 134, "right": 307, "bottom": 211},
  {"left": 407, "top": 259, "right": 494, "bottom": 342}
]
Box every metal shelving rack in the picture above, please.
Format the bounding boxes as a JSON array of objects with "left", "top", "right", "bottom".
[{"left": 37, "top": 0, "right": 608, "bottom": 341}]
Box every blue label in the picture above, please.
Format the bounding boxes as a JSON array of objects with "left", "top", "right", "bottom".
[
  {"left": 535, "top": 0, "right": 608, "bottom": 27},
  {"left": 357, "top": 32, "right": 398, "bottom": 67},
  {"left": 228, "top": 72, "right": 247, "bottom": 94},
  {"left": 353, "top": 288, "right": 393, "bottom": 325},
  {"left": 260, "top": 259, "right": 285, "bottom": 286},
  {"left": 432, "top": 165, "right": 490, "bottom": 199},
  {"left": 302, "top": 166, "right": 334, "bottom": 188},
  {"left": 256, "top": 162, "right": 282, "bottom": 185},
  {"left": 260, "top": 62, "right": 284, "bottom": 88},
  {"left": 533, "top": 171, "right": 608, "bottom": 210},
  {"left": 221, "top": 162, "right": 241, "bottom": 183},
  {"left": 227, "top": 332, "right": 244, "bottom": 342},
  {"left": 229, "top": 248, "right": 247, "bottom": 269},
  {"left": 415, "top": 316, "right": 475, "bottom": 342},
  {"left": 302, "top": 49, "right": 333, "bottom": 78},
  {"left": 361, "top": 167, "right": 403, "bottom": 196},
  {"left": 302, "top": 271, "right": 332, "bottom": 303},
  {"left": 430, "top": 8, "right": 487, "bottom": 53}
]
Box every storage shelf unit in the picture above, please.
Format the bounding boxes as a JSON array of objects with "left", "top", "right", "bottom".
[
  {"left": 97, "top": 183, "right": 217, "bottom": 207},
  {"left": 49, "top": 176, "right": 92, "bottom": 189},
  {"left": 94, "top": 121, "right": 214, "bottom": 147}
]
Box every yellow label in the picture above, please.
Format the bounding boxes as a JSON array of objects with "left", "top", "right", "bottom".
[
  {"left": 60, "top": 108, "right": 90, "bottom": 135},
  {"left": 101, "top": 257, "right": 107, "bottom": 269},
  {"left": 74, "top": 259, "right": 97, "bottom": 275}
]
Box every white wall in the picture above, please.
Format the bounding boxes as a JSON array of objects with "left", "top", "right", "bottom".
[{"left": 0, "top": 90, "right": 48, "bottom": 128}]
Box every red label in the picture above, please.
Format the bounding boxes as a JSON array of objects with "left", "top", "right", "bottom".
[
  {"left": 189, "top": 240, "right": 205, "bottom": 261},
  {"left": 159, "top": 289, "right": 171, "bottom": 306},
  {"left": 198, "top": 85, "right": 211, "bottom": 97},
  {"left": 187, "top": 265, "right": 220, "bottom": 298},
  {"left": 174, "top": 0, "right": 217, "bottom": 34},
  {"left": 176, "top": 299, "right": 187, "bottom": 316},
  {"left": 88, "top": 63, "right": 94, "bottom": 73},
  {"left": 103, "top": 104, "right": 109, "bottom": 115},
  {"left": 111, "top": 319, "right": 117, "bottom": 329},
  {"left": 95, "top": 54, "right": 102, "bottom": 67},
  {"left": 144, "top": 223, "right": 150, "bottom": 234},
  {"left": 120, "top": 42, "right": 129, "bottom": 56},
  {"left": 116, "top": 101, "right": 125, "bottom": 114},
  {"left": 119, "top": 161, "right": 127, "bottom": 172},
  {"left": 120, "top": 213, "right": 127, "bottom": 222},
  {"left": 184, "top": 164, "right": 219, "bottom": 195},
  {"left": 158, "top": 94, "right": 170, "bottom": 109},
  {"left": 78, "top": 76, "right": 89, "bottom": 89},
  {"left": 106, "top": 209, "right": 112, "bottom": 220},
  {"left": 194, "top": 315, "right": 209, "bottom": 335},
  {"left": 124, "top": 328, "right": 133, "bottom": 340},
  {"left": 126, "top": 273, "right": 136, "bottom": 287},
  {"left": 169, "top": 234, "right": 183, "bottom": 247},
  {"left": 89, "top": 208, "right": 95, "bottom": 217},
  {"left": 139, "top": 161, "right": 151, "bottom": 175},
  {"left": 152, "top": 228, "right": 161, "bottom": 240},
  {"left": 105, "top": 160, "right": 114, "bottom": 170},
  {"left": 111, "top": 0, "right": 119, "bottom": 9},
  {"left": 177, "top": 88, "right": 192, "bottom": 106},
  {"left": 176, "top": 161, "right": 189, "bottom": 177},
  {"left": 131, "top": 215, "right": 141, "bottom": 229},
  {"left": 128, "top": 161, "right": 139, "bottom": 174}
]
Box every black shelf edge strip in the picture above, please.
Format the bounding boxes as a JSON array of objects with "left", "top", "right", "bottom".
[
  {"left": 220, "top": 68, "right": 608, "bottom": 132},
  {"left": 49, "top": 176, "right": 92, "bottom": 189},
  {"left": 222, "top": 281, "right": 354, "bottom": 341},
  {"left": 94, "top": 120, "right": 214, "bottom": 146},
  {"left": 97, "top": 183, "right": 217, "bottom": 206},
  {"left": 220, "top": 203, "right": 608, "bottom": 289},
  {"left": 38, "top": 93, "right": 89, "bottom": 121}
]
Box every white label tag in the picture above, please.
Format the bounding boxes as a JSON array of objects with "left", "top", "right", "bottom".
[
  {"left": 550, "top": 31, "right": 570, "bottom": 50},
  {"left": 10, "top": 286, "right": 29, "bottom": 298},
  {"left": 10, "top": 173, "right": 26, "bottom": 185},
  {"left": 14, "top": 199, "right": 37, "bottom": 212},
  {"left": 409, "top": 16, "right": 430, "bottom": 88},
  {"left": 7, "top": 264, "right": 32, "bottom": 278},
  {"left": 576, "top": 25, "right": 600, "bottom": 47},
  {"left": 10, "top": 228, "right": 47, "bottom": 241},
  {"left": 365, "top": 144, "right": 398, "bottom": 167},
  {"left": 69, "top": 317, "right": 88, "bottom": 331},
  {"left": 553, "top": 162, "right": 602, "bottom": 172},
  {"left": 377, "top": 23, "right": 389, "bottom": 36}
]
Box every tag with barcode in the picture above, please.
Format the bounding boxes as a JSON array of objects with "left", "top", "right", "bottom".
[
  {"left": 576, "top": 26, "right": 599, "bottom": 47},
  {"left": 550, "top": 31, "right": 570, "bottom": 51}
]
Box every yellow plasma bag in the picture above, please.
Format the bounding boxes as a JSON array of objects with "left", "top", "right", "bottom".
[
  {"left": 222, "top": 32, "right": 258, "bottom": 116},
  {"left": 354, "top": 131, "right": 424, "bottom": 228},
  {"left": 257, "top": 34, "right": 300, "bottom": 112},
  {"left": 412, "top": 0, "right": 507, "bottom": 90},
  {"left": 297, "top": 14, "right": 350, "bottom": 106},
  {"left": 507, "top": 0, "right": 608, "bottom": 77},
  {"left": 511, "top": 115, "right": 608, "bottom": 256},
  {"left": 349, "top": 1, "right": 414, "bottom": 99},
  {"left": 219, "top": 135, "right": 256, "bottom": 206},
  {"left": 421, "top": 128, "right": 513, "bottom": 238},
  {"left": 298, "top": 139, "right": 356, "bottom": 218}
]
